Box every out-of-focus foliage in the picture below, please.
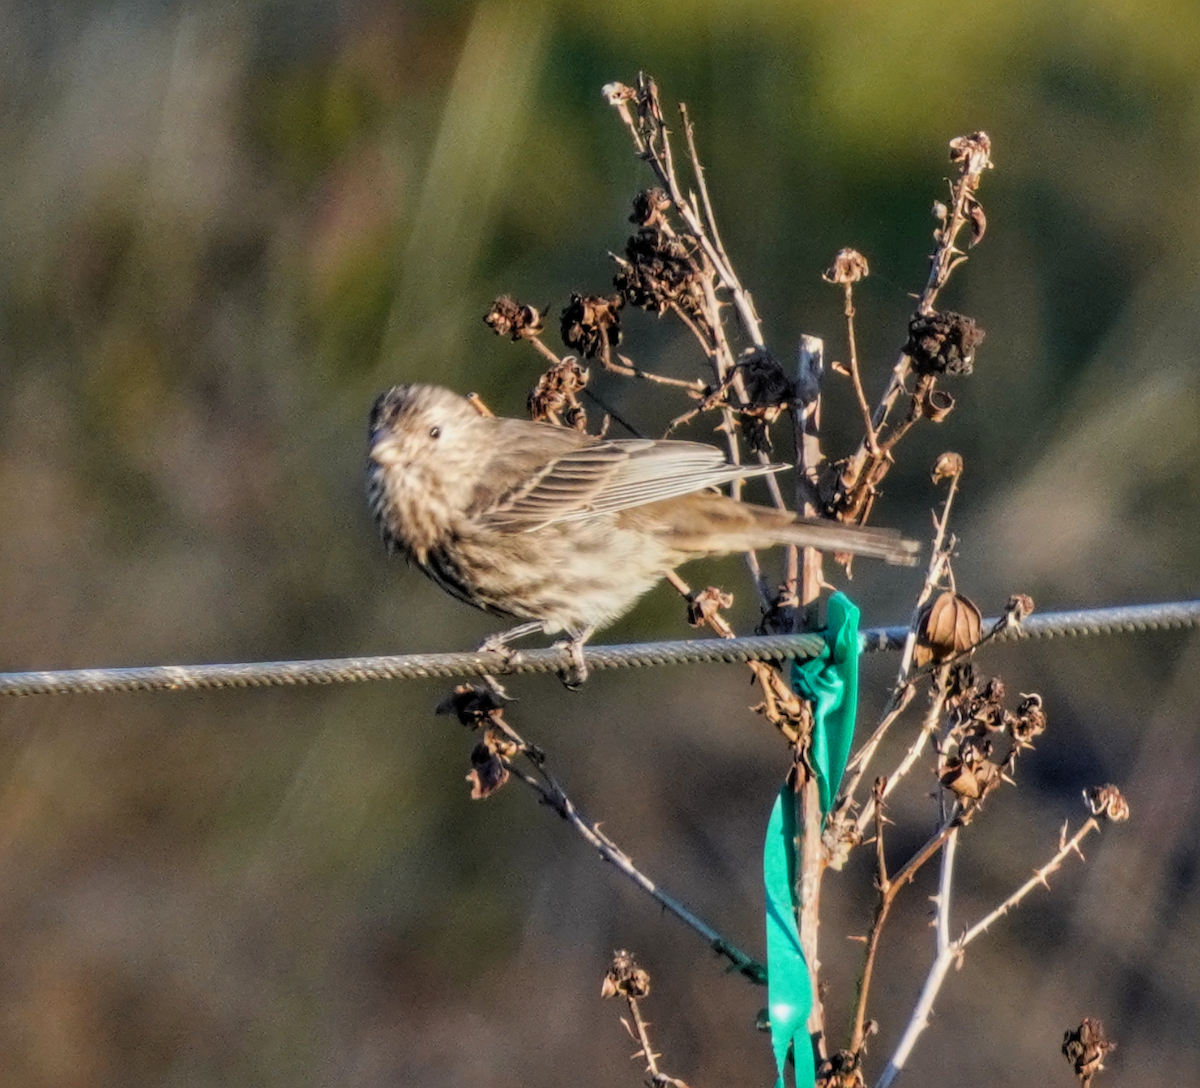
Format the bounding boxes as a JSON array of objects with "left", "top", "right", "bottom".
[{"left": 1, "top": 1, "right": 1199, "bottom": 1086}]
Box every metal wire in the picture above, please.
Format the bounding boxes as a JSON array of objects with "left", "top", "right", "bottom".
[{"left": 1, "top": 599, "right": 1197, "bottom": 698}]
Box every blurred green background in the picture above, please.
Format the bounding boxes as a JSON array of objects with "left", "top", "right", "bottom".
[{"left": 1, "top": 0, "right": 1199, "bottom": 1085}]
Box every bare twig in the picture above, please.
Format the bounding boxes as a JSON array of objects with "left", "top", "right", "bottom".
[
  {"left": 849, "top": 803, "right": 961, "bottom": 1054},
  {"left": 507, "top": 754, "right": 766, "bottom": 985},
  {"left": 875, "top": 817, "right": 1103, "bottom": 1087}
]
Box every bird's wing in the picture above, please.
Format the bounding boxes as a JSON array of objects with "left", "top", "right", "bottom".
[{"left": 481, "top": 439, "right": 784, "bottom": 530}]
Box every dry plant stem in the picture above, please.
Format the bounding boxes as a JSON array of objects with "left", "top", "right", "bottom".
[
  {"left": 842, "top": 161, "right": 982, "bottom": 487},
  {"left": 790, "top": 338, "right": 830, "bottom": 1048},
  {"left": 850, "top": 808, "right": 961, "bottom": 1054},
  {"left": 841, "top": 469, "right": 961, "bottom": 814},
  {"left": 603, "top": 352, "right": 706, "bottom": 391},
  {"left": 799, "top": 776, "right": 827, "bottom": 1053},
  {"left": 874, "top": 819, "right": 1102, "bottom": 1088},
  {"left": 841, "top": 283, "right": 879, "bottom": 454},
  {"left": 529, "top": 326, "right": 698, "bottom": 392},
  {"left": 505, "top": 757, "right": 767, "bottom": 985},
  {"left": 621, "top": 994, "right": 689, "bottom": 1087},
  {"left": 614, "top": 80, "right": 794, "bottom": 610},
  {"left": 856, "top": 668, "right": 950, "bottom": 838},
  {"left": 663, "top": 572, "right": 800, "bottom": 743},
  {"left": 680, "top": 104, "right": 735, "bottom": 291},
  {"left": 648, "top": 91, "right": 767, "bottom": 348},
  {"left": 792, "top": 336, "right": 826, "bottom": 628},
  {"left": 960, "top": 817, "right": 1100, "bottom": 945}
]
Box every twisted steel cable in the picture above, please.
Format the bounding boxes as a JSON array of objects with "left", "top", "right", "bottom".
[{"left": 0, "top": 599, "right": 1197, "bottom": 698}]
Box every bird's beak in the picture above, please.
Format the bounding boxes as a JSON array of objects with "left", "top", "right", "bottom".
[{"left": 369, "top": 431, "right": 405, "bottom": 467}]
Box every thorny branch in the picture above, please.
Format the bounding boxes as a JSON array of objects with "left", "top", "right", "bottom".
[
  {"left": 437, "top": 683, "right": 767, "bottom": 986},
  {"left": 602, "top": 951, "right": 693, "bottom": 1088},
  {"left": 875, "top": 789, "right": 1128, "bottom": 1088}
]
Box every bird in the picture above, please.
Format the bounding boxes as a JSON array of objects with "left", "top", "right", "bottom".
[{"left": 366, "top": 383, "right": 918, "bottom": 683}]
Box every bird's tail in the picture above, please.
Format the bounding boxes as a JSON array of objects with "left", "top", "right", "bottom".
[
  {"left": 652, "top": 493, "right": 921, "bottom": 566},
  {"left": 764, "top": 515, "right": 921, "bottom": 566}
]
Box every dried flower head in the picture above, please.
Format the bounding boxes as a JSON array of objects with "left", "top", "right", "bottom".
[
  {"left": 1084, "top": 785, "right": 1130, "bottom": 822},
  {"left": 817, "top": 1048, "right": 865, "bottom": 1088},
  {"left": 734, "top": 351, "right": 794, "bottom": 454},
  {"left": 613, "top": 227, "right": 705, "bottom": 316},
  {"left": 823, "top": 248, "right": 870, "bottom": 285},
  {"left": 999, "top": 594, "right": 1036, "bottom": 633},
  {"left": 945, "top": 660, "right": 977, "bottom": 704},
  {"left": 630, "top": 187, "right": 671, "bottom": 227},
  {"left": 1010, "top": 693, "right": 1047, "bottom": 749},
  {"left": 905, "top": 311, "right": 985, "bottom": 376},
  {"left": 483, "top": 296, "right": 544, "bottom": 341},
  {"left": 932, "top": 452, "right": 964, "bottom": 484},
  {"left": 559, "top": 293, "right": 622, "bottom": 361},
  {"left": 949, "top": 131, "right": 993, "bottom": 184},
  {"left": 687, "top": 586, "right": 734, "bottom": 628},
  {"left": 601, "top": 949, "right": 651, "bottom": 999},
  {"left": 528, "top": 356, "right": 590, "bottom": 429},
  {"left": 466, "top": 726, "right": 520, "bottom": 800},
  {"left": 1062, "top": 1018, "right": 1115, "bottom": 1086},
  {"left": 436, "top": 683, "right": 509, "bottom": 728},
  {"left": 601, "top": 81, "right": 637, "bottom": 106}
]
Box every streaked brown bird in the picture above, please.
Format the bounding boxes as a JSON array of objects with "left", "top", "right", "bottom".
[{"left": 367, "top": 384, "right": 918, "bottom": 681}]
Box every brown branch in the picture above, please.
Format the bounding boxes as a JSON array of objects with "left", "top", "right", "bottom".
[{"left": 849, "top": 800, "right": 961, "bottom": 1054}]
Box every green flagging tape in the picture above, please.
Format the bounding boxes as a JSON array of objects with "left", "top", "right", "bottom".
[{"left": 764, "top": 592, "right": 861, "bottom": 1088}]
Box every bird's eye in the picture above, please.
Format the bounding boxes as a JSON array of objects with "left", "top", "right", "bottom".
[{"left": 429, "top": 426, "right": 441, "bottom": 439}]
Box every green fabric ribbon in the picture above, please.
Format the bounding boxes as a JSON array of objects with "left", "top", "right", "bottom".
[{"left": 763, "top": 592, "right": 860, "bottom": 1088}]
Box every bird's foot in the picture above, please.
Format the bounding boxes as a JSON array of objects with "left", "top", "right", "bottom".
[
  {"left": 476, "top": 621, "right": 544, "bottom": 674},
  {"left": 477, "top": 636, "right": 526, "bottom": 681},
  {"left": 552, "top": 636, "right": 590, "bottom": 690}
]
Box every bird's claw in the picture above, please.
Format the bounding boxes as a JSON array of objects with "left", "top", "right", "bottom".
[{"left": 553, "top": 638, "right": 589, "bottom": 689}]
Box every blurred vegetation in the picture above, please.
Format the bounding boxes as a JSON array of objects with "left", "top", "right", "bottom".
[{"left": 0, "top": 1, "right": 1199, "bottom": 1085}]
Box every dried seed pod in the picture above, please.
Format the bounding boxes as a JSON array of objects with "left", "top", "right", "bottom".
[
  {"left": 1062, "top": 1018, "right": 1114, "bottom": 1086},
  {"left": 931, "top": 451, "right": 964, "bottom": 484},
  {"left": 601, "top": 949, "right": 651, "bottom": 999},
  {"left": 921, "top": 386, "right": 956, "bottom": 422},
  {"left": 914, "top": 592, "right": 983, "bottom": 667},
  {"left": 1083, "top": 785, "right": 1130, "bottom": 822},
  {"left": 483, "top": 296, "right": 544, "bottom": 340},
  {"left": 822, "top": 247, "right": 870, "bottom": 285},
  {"left": 560, "top": 293, "right": 623, "bottom": 360}
]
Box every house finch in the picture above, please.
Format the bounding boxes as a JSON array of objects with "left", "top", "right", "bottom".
[{"left": 367, "top": 383, "right": 918, "bottom": 681}]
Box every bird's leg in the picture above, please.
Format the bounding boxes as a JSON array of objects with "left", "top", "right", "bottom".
[
  {"left": 552, "top": 626, "right": 596, "bottom": 689},
  {"left": 476, "top": 622, "right": 548, "bottom": 698},
  {"left": 477, "top": 621, "right": 546, "bottom": 663}
]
